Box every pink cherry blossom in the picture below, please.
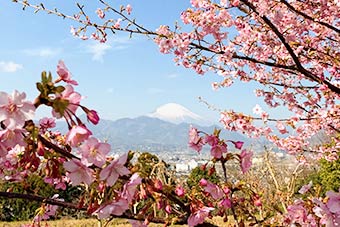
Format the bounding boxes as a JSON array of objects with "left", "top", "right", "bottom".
[
  {"left": 0, "top": 90, "right": 35, "bottom": 129},
  {"left": 39, "top": 117, "right": 56, "bottom": 132},
  {"left": 0, "top": 128, "right": 25, "bottom": 150},
  {"left": 63, "top": 159, "right": 94, "bottom": 186},
  {"left": 34, "top": 194, "right": 63, "bottom": 221},
  {"left": 6, "top": 144, "right": 25, "bottom": 166},
  {"left": 187, "top": 206, "right": 214, "bottom": 227},
  {"left": 189, "top": 126, "right": 205, "bottom": 152},
  {"left": 66, "top": 125, "right": 92, "bottom": 147},
  {"left": 94, "top": 198, "right": 129, "bottom": 219},
  {"left": 52, "top": 85, "right": 82, "bottom": 119},
  {"left": 126, "top": 4, "right": 132, "bottom": 15},
  {"left": 276, "top": 121, "right": 288, "bottom": 134},
  {"left": 95, "top": 8, "right": 105, "bottom": 19},
  {"left": 56, "top": 60, "right": 78, "bottom": 85},
  {"left": 285, "top": 200, "right": 308, "bottom": 225},
  {"left": 175, "top": 185, "right": 185, "bottom": 197},
  {"left": 121, "top": 173, "right": 142, "bottom": 202},
  {"left": 298, "top": 181, "right": 313, "bottom": 194},
  {"left": 100, "top": 153, "right": 130, "bottom": 186},
  {"left": 204, "top": 134, "right": 219, "bottom": 146},
  {"left": 79, "top": 137, "right": 110, "bottom": 167},
  {"left": 219, "top": 198, "right": 231, "bottom": 209},
  {"left": 210, "top": 143, "right": 227, "bottom": 159},
  {"left": 202, "top": 181, "right": 224, "bottom": 200},
  {"left": 239, "top": 150, "right": 253, "bottom": 174},
  {"left": 313, "top": 197, "right": 340, "bottom": 226},
  {"left": 326, "top": 189, "right": 340, "bottom": 214}
]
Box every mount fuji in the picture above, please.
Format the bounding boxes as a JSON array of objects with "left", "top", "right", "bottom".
[
  {"left": 147, "top": 103, "right": 211, "bottom": 126},
  {"left": 55, "top": 103, "right": 249, "bottom": 153}
]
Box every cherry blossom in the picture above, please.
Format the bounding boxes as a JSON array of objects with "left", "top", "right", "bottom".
[
  {"left": 0, "top": 90, "right": 35, "bottom": 129},
  {"left": 188, "top": 126, "right": 205, "bottom": 152},
  {"left": 63, "top": 159, "right": 94, "bottom": 186},
  {"left": 126, "top": 4, "right": 132, "bottom": 15},
  {"left": 94, "top": 198, "right": 129, "bottom": 219},
  {"left": 326, "top": 189, "right": 340, "bottom": 214},
  {"left": 79, "top": 137, "right": 110, "bottom": 167},
  {"left": 188, "top": 206, "right": 214, "bottom": 227},
  {"left": 239, "top": 149, "right": 253, "bottom": 174},
  {"left": 56, "top": 60, "right": 78, "bottom": 85},
  {"left": 298, "top": 181, "right": 313, "bottom": 194},
  {"left": 52, "top": 85, "right": 82, "bottom": 119},
  {"left": 175, "top": 185, "right": 185, "bottom": 197},
  {"left": 121, "top": 173, "right": 142, "bottom": 202},
  {"left": 95, "top": 8, "right": 105, "bottom": 19},
  {"left": 100, "top": 153, "right": 130, "bottom": 186},
  {"left": 202, "top": 180, "right": 224, "bottom": 200}
]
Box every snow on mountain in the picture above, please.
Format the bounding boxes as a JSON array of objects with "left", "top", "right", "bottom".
[{"left": 147, "top": 103, "right": 208, "bottom": 125}]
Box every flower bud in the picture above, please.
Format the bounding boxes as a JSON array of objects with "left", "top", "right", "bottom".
[
  {"left": 175, "top": 185, "right": 185, "bottom": 197},
  {"left": 154, "top": 179, "right": 163, "bottom": 191},
  {"left": 233, "top": 141, "right": 244, "bottom": 149},
  {"left": 87, "top": 110, "right": 100, "bottom": 125},
  {"left": 165, "top": 204, "right": 172, "bottom": 214},
  {"left": 199, "top": 178, "right": 207, "bottom": 187}
]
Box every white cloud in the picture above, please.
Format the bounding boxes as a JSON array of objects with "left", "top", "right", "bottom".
[
  {"left": 23, "top": 47, "right": 62, "bottom": 57},
  {"left": 87, "top": 42, "right": 112, "bottom": 62},
  {"left": 0, "top": 61, "right": 23, "bottom": 73}
]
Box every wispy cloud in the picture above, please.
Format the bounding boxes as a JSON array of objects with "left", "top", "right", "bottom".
[
  {"left": 87, "top": 42, "right": 112, "bottom": 62},
  {"left": 23, "top": 47, "right": 62, "bottom": 57},
  {"left": 147, "top": 88, "right": 165, "bottom": 95},
  {"left": 0, "top": 61, "right": 23, "bottom": 73},
  {"left": 85, "top": 36, "right": 133, "bottom": 62}
]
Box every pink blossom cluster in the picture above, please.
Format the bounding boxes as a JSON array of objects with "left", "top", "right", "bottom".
[
  {"left": 285, "top": 189, "right": 340, "bottom": 226},
  {"left": 189, "top": 126, "right": 252, "bottom": 174}
]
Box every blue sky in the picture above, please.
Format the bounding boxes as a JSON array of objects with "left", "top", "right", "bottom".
[{"left": 0, "top": 0, "right": 267, "bottom": 123}]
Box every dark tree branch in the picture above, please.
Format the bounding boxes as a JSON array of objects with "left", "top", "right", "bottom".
[
  {"left": 240, "top": 0, "right": 340, "bottom": 95},
  {"left": 280, "top": 0, "right": 340, "bottom": 34},
  {"left": 38, "top": 134, "right": 79, "bottom": 160},
  {"left": 0, "top": 191, "right": 85, "bottom": 210}
]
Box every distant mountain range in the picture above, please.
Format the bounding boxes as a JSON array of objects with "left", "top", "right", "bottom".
[{"left": 56, "top": 103, "right": 249, "bottom": 153}]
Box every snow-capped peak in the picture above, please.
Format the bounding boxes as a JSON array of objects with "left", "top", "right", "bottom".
[{"left": 147, "top": 103, "right": 204, "bottom": 124}]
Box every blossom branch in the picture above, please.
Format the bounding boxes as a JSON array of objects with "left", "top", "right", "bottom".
[
  {"left": 38, "top": 134, "right": 79, "bottom": 160},
  {"left": 240, "top": 0, "right": 340, "bottom": 95},
  {"left": 279, "top": 0, "right": 340, "bottom": 34}
]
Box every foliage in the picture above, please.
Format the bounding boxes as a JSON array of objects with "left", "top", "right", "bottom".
[
  {"left": 0, "top": 175, "right": 57, "bottom": 221},
  {"left": 298, "top": 154, "right": 340, "bottom": 196},
  {"left": 0, "top": 175, "right": 84, "bottom": 221},
  {"left": 187, "top": 165, "right": 219, "bottom": 188}
]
